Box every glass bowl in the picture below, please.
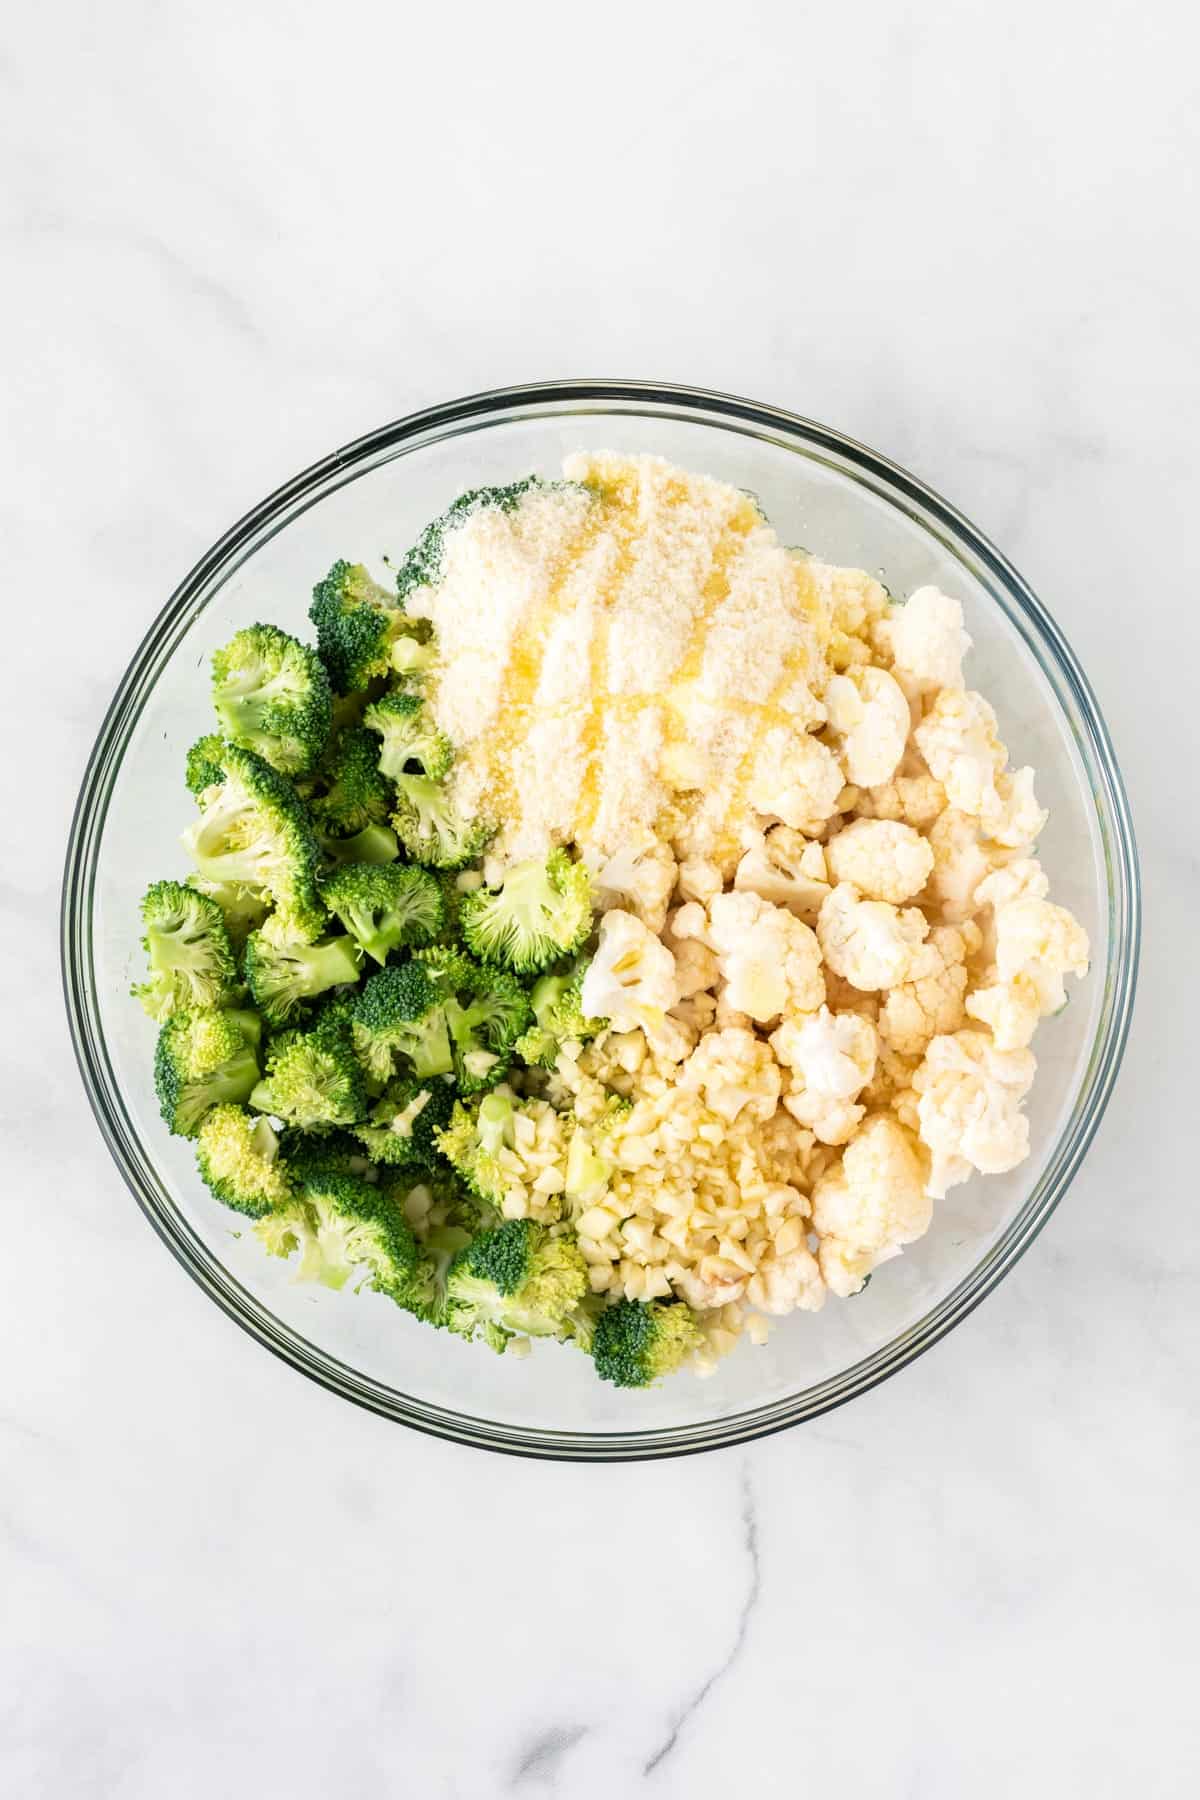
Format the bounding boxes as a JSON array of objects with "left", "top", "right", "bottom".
[{"left": 61, "top": 381, "right": 1139, "bottom": 1460}]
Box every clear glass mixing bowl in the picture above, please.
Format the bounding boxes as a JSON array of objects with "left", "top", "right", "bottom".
[{"left": 61, "top": 381, "right": 1140, "bottom": 1459}]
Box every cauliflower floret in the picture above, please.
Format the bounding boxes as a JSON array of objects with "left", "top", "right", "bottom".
[
  {"left": 855, "top": 772, "right": 947, "bottom": 829},
  {"left": 704, "top": 890, "right": 825, "bottom": 1023},
  {"left": 810, "top": 1114, "right": 932, "bottom": 1294},
  {"left": 745, "top": 1242, "right": 826, "bottom": 1315},
  {"left": 913, "top": 1029, "right": 1036, "bottom": 1198},
  {"left": 809, "top": 561, "right": 891, "bottom": 644},
  {"left": 817, "top": 883, "right": 929, "bottom": 992},
  {"left": 925, "top": 807, "right": 1006, "bottom": 922},
  {"left": 913, "top": 689, "right": 1048, "bottom": 847},
  {"left": 771, "top": 1006, "right": 878, "bottom": 1146},
  {"left": 746, "top": 727, "right": 844, "bottom": 833},
  {"left": 878, "top": 585, "right": 972, "bottom": 694},
  {"left": 672, "top": 936, "right": 719, "bottom": 999},
  {"left": 590, "top": 832, "right": 677, "bottom": 934},
  {"left": 824, "top": 666, "right": 910, "bottom": 787},
  {"left": 964, "top": 863, "right": 1090, "bottom": 1050},
  {"left": 579, "top": 909, "right": 679, "bottom": 1037},
  {"left": 734, "top": 826, "right": 830, "bottom": 924},
  {"left": 825, "top": 817, "right": 934, "bottom": 905},
  {"left": 878, "top": 924, "right": 973, "bottom": 1057},
  {"left": 678, "top": 1026, "right": 781, "bottom": 1124},
  {"left": 676, "top": 857, "right": 723, "bottom": 906}
]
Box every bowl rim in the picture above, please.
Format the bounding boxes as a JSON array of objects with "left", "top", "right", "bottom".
[{"left": 61, "top": 378, "right": 1141, "bottom": 1460}]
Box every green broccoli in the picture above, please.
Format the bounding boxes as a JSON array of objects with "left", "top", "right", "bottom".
[
  {"left": 276, "top": 1126, "right": 375, "bottom": 1184},
  {"left": 211, "top": 622, "right": 332, "bottom": 775},
  {"left": 243, "top": 926, "right": 362, "bottom": 1026},
  {"left": 185, "top": 733, "right": 228, "bottom": 798},
  {"left": 350, "top": 961, "right": 454, "bottom": 1086},
  {"left": 249, "top": 1009, "right": 367, "bottom": 1129},
  {"left": 320, "top": 863, "right": 445, "bottom": 965},
  {"left": 401, "top": 1223, "right": 476, "bottom": 1328},
  {"left": 591, "top": 1299, "right": 702, "bottom": 1388},
  {"left": 295, "top": 1167, "right": 421, "bottom": 1299},
  {"left": 132, "top": 878, "right": 238, "bottom": 1021},
  {"left": 438, "top": 958, "right": 531, "bottom": 1093},
  {"left": 513, "top": 957, "right": 605, "bottom": 1066},
  {"left": 309, "top": 559, "right": 435, "bottom": 693},
  {"left": 154, "top": 1006, "right": 262, "bottom": 1138},
  {"left": 181, "top": 742, "right": 325, "bottom": 940},
  {"left": 363, "top": 690, "right": 452, "bottom": 782},
  {"left": 445, "top": 1219, "right": 588, "bottom": 1349},
  {"left": 390, "top": 774, "right": 492, "bottom": 870},
  {"left": 436, "top": 1089, "right": 519, "bottom": 1209},
  {"left": 460, "top": 849, "right": 592, "bottom": 973},
  {"left": 353, "top": 1074, "right": 457, "bottom": 1167},
  {"left": 306, "top": 725, "right": 393, "bottom": 838},
  {"left": 186, "top": 874, "right": 271, "bottom": 948},
  {"left": 195, "top": 1105, "right": 292, "bottom": 1217},
  {"left": 317, "top": 822, "right": 400, "bottom": 868}
]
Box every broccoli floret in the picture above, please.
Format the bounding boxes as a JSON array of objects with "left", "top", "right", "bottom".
[
  {"left": 249, "top": 1009, "right": 367, "bottom": 1129},
  {"left": 211, "top": 623, "right": 332, "bottom": 776},
  {"left": 186, "top": 874, "right": 271, "bottom": 948},
  {"left": 436, "top": 1089, "right": 518, "bottom": 1209},
  {"left": 306, "top": 725, "right": 393, "bottom": 838},
  {"left": 309, "top": 559, "right": 434, "bottom": 693},
  {"left": 445, "top": 1219, "right": 588, "bottom": 1349},
  {"left": 353, "top": 1074, "right": 457, "bottom": 1167},
  {"left": 401, "top": 1223, "right": 475, "bottom": 1328},
  {"left": 318, "top": 823, "right": 400, "bottom": 868},
  {"left": 132, "top": 878, "right": 238, "bottom": 1021},
  {"left": 440, "top": 960, "right": 531, "bottom": 1094},
  {"left": 460, "top": 849, "right": 592, "bottom": 974},
  {"left": 591, "top": 1299, "right": 702, "bottom": 1388},
  {"left": 243, "top": 927, "right": 362, "bottom": 1026},
  {"left": 195, "top": 1105, "right": 292, "bottom": 1217},
  {"left": 180, "top": 742, "right": 325, "bottom": 939},
  {"left": 514, "top": 956, "right": 605, "bottom": 1067},
  {"left": 391, "top": 774, "right": 492, "bottom": 870},
  {"left": 154, "top": 1006, "right": 262, "bottom": 1138},
  {"left": 350, "top": 961, "right": 454, "bottom": 1085},
  {"left": 320, "top": 863, "right": 445, "bottom": 965},
  {"left": 363, "top": 690, "right": 453, "bottom": 782},
  {"left": 296, "top": 1168, "right": 421, "bottom": 1300},
  {"left": 185, "top": 733, "right": 228, "bottom": 798},
  {"left": 276, "top": 1126, "right": 376, "bottom": 1183}
]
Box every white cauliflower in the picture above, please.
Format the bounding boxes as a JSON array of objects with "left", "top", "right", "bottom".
[
  {"left": 704, "top": 890, "right": 825, "bottom": 1024},
  {"left": 810, "top": 1114, "right": 932, "bottom": 1295},
  {"left": 825, "top": 817, "right": 934, "bottom": 904},
  {"left": 746, "top": 726, "right": 844, "bottom": 832},
  {"left": 771, "top": 1005, "right": 878, "bottom": 1145},
  {"left": 914, "top": 689, "right": 1047, "bottom": 847},
  {"left": 878, "top": 923, "right": 976, "bottom": 1057},
  {"left": 676, "top": 857, "right": 724, "bottom": 906},
  {"left": 855, "top": 772, "right": 947, "bottom": 829},
  {"left": 824, "top": 665, "right": 910, "bottom": 787},
  {"left": 746, "top": 1242, "right": 827, "bottom": 1315},
  {"left": 678, "top": 1026, "right": 781, "bottom": 1123},
  {"left": 590, "top": 831, "right": 677, "bottom": 934},
  {"left": 878, "top": 585, "right": 972, "bottom": 694},
  {"left": 913, "top": 1029, "right": 1036, "bottom": 1198},
  {"left": 965, "top": 862, "right": 1090, "bottom": 1050},
  {"left": 925, "top": 807, "right": 1005, "bottom": 922},
  {"left": 734, "top": 826, "right": 830, "bottom": 924},
  {"left": 817, "top": 882, "right": 929, "bottom": 992},
  {"left": 579, "top": 908, "right": 679, "bottom": 1037}
]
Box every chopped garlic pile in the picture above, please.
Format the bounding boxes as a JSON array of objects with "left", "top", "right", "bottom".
[{"left": 414, "top": 455, "right": 1089, "bottom": 1372}]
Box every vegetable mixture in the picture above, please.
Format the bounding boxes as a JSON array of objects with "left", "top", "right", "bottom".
[{"left": 133, "top": 455, "right": 1089, "bottom": 1387}]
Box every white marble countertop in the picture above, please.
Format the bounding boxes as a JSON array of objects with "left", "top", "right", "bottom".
[{"left": 5, "top": 2, "right": 1198, "bottom": 1793}]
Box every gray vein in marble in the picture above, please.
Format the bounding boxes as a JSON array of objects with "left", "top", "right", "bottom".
[
  {"left": 511, "top": 1724, "right": 588, "bottom": 1788},
  {"left": 642, "top": 1465, "right": 760, "bottom": 1778}
]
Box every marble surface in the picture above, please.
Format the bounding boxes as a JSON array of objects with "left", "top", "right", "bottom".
[{"left": 4, "top": 2, "right": 1198, "bottom": 1793}]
